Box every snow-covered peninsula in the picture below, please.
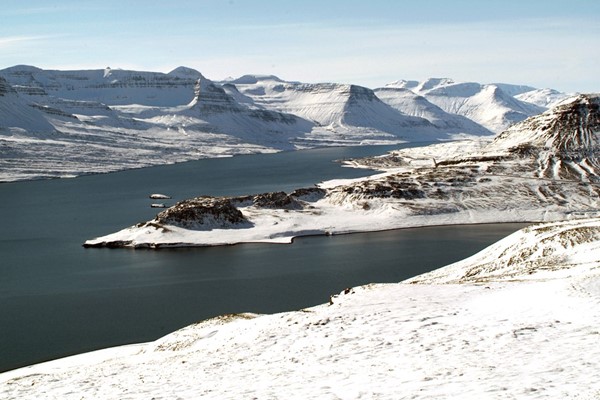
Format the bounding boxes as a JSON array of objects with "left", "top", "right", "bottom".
[
  {"left": 84, "top": 93, "right": 600, "bottom": 249},
  {"left": 5, "top": 217, "right": 600, "bottom": 399}
]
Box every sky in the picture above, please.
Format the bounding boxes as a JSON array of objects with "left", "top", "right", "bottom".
[{"left": 1, "top": 0, "right": 599, "bottom": 93}]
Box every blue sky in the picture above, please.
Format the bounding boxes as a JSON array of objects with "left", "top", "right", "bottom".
[{"left": 1, "top": 0, "right": 599, "bottom": 92}]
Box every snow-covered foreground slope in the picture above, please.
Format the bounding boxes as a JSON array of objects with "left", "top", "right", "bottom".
[
  {"left": 84, "top": 93, "right": 600, "bottom": 248},
  {"left": 4, "top": 218, "right": 600, "bottom": 399}
]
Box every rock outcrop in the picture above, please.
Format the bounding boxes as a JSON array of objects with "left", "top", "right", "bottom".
[{"left": 155, "top": 196, "right": 249, "bottom": 230}]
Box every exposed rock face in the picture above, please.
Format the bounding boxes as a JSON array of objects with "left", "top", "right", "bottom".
[
  {"left": 188, "top": 78, "right": 239, "bottom": 114},
  {"left": 289, "top": 187, "right": 327, "bottom": 202},
  {"left": 155, "top": 196, "right": 248, "bottom": 230},
  {"left": 251, "top": 191, "right": 303, "bottom": 210},
  {"left": 0, "top": 77, "right": 16, "bottom": 96}
]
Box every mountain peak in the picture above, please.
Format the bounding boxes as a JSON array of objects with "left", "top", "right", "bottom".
[
  {"left": 383, "top": 80, "right": 419, "bottom": 90},
  {"left": 230, "top": 75, "right": 284, "bottom": 85},
  {"left": 417, "top": 78, "right": 456, "bottom": 92},
  {"left": 167, "top": 66, "right": 204, "bottom": 79}
]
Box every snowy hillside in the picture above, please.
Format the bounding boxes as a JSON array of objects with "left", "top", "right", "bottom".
[
  {"left": 373, "top": 86, "right": 492, "bottom": 135},
  {"left": 0, "top": 76, "right": 55, "bottom": 135},
  {"left": 5, "top": 218, "right": 600, "bottom": 399},
  {"left": 515, "top": 88, "right": 573, "bottom": 108},
  {"left": 383, "top": 78, "right": 546, "bottom": 132},
  {"left": 407, "top": 217, "right": 600, "bottom": 284}
]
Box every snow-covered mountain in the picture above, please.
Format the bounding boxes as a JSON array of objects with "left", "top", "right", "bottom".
[
  {"left": 1, "top": 65, "right": 199, "bottom": 107},
  {"left": 382, "top": 78, "right": 547, "bottom": 133},
  {"left": 6, "top": 217, "right": 600, "bottom": 399},
  {"left": 515, "top": 88, "right": 573, "bottom": 108},
  {"left": 0, "top": 66, "right": 318, "bottom": 180},
  {"left": 373, "top": 86, "right": 492, "bottom": 135},
  {"left": 150, "top": 76, "right": 313, "bottom": 150},
  {"left": 0, "top": 65, "right": 568, "bottom": 181},
  {"left": 84, "top": 94, "right": 600, "bottom": 248},
  {"left": 226, "top": 75, "right": 445, "bottom": 144}
]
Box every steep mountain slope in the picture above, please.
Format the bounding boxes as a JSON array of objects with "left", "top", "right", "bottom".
[
  {"left": 332, "top": 93, "right": 600, "bottom": 217},
  {"left": 490, "top": 82, "right": 536, "bottom": 97},
  {"left": 229, "top": 75, "right": 445, "bottom": 143},
  {"left": 374, "top": 87, "right": 492, "bottom": 135},
  {"left": 423, "top": 80, "right": 545, "bottom": 132},
  {"left": 170, "top": 77, "right": 314, "bottom": 149},
  {"left": 0, "top": 66, "right": 317, "bottom": 180},
  {"left": 0, "top": 76, "right": 55, "bottom": 135},
  {"left": 384, "top": 78, "right": 546, "bottom": 132}
]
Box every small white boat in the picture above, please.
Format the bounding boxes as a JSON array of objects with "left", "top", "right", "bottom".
[{"left": 150, "top": 193, "right": 171, "bottom": 199}]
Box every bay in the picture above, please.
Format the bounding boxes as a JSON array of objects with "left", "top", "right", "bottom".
[{"left": 0, "top": 144, "right": 525, "bottom": 372}]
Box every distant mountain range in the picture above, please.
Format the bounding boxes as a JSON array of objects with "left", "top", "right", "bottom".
[{"left": 0, "top": 65, "right": 576, "bottom": 181}]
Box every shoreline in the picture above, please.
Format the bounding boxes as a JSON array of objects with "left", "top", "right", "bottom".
[{"left": 82, "top": 201, "right": 577, "bottom": 249}]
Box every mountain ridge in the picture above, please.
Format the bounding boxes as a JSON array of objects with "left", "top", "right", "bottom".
[{"left": 0, "top": 65, "right": 579, "bottom": 181}]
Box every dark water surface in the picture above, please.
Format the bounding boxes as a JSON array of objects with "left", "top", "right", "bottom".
[{"left": 0, "top": 145, "right": 525, "bottom": 372}]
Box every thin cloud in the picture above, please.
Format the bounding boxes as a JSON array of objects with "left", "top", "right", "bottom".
[
  {"left": 1, "top": 4, "right": 107, "bottom": 16},
  {"left": 0, "top": 35, "right": 51, "bottom": 48}
]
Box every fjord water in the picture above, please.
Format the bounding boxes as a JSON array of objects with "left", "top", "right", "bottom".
[{"left": 0, "top": 145, "right": 525, "bottom": 372}]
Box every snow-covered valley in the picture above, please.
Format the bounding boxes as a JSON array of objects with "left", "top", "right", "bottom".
[
  {"left": 4, "top": 217, "right": 600, "bottom": 399},
  {"left": 0, "top": 65, "right": 573, "bottom": 182}
]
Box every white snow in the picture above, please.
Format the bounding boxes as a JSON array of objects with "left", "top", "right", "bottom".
[
  {"left": 3, "top": 218, "right": 600, "bottom": 399},
  {"left": 383, "top": 77, "right": 547, "bottom": 133},
  {"left": 515, "top": 88, "right": 574, "bottom": 109},
  {"left": 2, "top": 66, "right": 565, "bottom": 182},
  {"left": 0, "top": 67, "right": 472, "bottom": 182}
]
